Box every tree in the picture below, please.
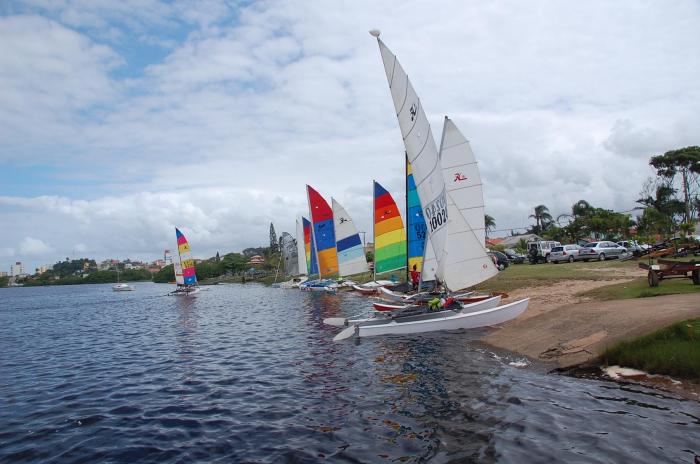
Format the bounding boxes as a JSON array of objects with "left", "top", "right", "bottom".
[
  {"left": 529, "top": 205, "right": 552, "bottom": 234},
  {"left": 484, "top": 214, "right": 496, "bottom": 237},
  {"left": 649, "top": 146, "right": 700, "bottom": 222},
  {"left": 571, "top": 200, "right": 593, "bottom": 218}
]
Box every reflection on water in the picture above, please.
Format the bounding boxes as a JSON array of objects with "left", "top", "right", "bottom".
[{"left": 0, "top": 283, "right": 698, "bottom": 463}]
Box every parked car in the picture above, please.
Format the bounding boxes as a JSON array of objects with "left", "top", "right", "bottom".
[
  {"left": 548, "top": 244, "right": 582, "bottom": 263},
  {"left": 488, "top": 251, "right": 510, "bottom": 271},
  {"left": 617, "top": 240, "right": 644, "bottom": 255},
  {"left": 527, "top": 240, "right": 562, "bottom": 264},
  {"left": 577, "top": 241, "right": 626, "bottom": 261},
  {"left": 503, "top": 248, "right": 526, "bottom": 264}
]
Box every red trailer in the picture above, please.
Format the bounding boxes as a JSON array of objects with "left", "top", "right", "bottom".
[{"left": 638, "top": 259, "right": 700, "bottom": 287}]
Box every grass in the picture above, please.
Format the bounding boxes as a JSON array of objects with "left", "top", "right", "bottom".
[
  {"left": 599, "top": 318, "right": 700, "bottom": 380},
  {"left": 578, "top": 276, "right": 700, "bottom": 300},
  {"left": 472, "top": 259, "right": 638, "bottom": 294}
]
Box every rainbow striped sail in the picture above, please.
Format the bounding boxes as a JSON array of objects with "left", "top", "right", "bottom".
[
  {"left": 373, "top": 181, "right": 407, "bottom": 275},
  {"left": 302, "top": 216, "right": 318, "bottom": 276},
  {"left": 175, "top": 228, "right": 197, "bottom": 286},
  {"left": 306, "top": 186, "right": 338, "bottom": 277},
  {"left": 406, "top": 158, "right": 427, "bottom": 273}
]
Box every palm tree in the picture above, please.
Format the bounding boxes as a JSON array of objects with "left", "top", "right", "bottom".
[
  {"left": 484, "top": 214, "right": 496, "bottom": 238},
  {"left": 529, "top": 205, "right": 552, "bottom": 234},
  {"left": 571, "top": 200, "right": 593, "bottom": 218}
]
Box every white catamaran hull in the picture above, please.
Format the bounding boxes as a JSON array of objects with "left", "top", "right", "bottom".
[
  {"left": 333, "top": 298, "right": 528, "bottom": 340},
  {"left": 326, "top": 295, "right": 502, "bottom": 328},
  {"left": 170, "top": 287, "right": 201, "bottom": 296}
]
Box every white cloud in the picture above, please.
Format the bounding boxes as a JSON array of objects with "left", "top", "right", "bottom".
[{"left": 19, "top": 237, "right": 52, "bottom": 256}]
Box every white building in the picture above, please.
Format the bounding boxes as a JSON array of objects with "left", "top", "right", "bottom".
[
  {"left": 10, "top": 262, "right": 25, "bottom": 277},
  {"left": 36, "top": 265, "right": 49, "bottom": 275},
  {"left": 0, "top": 271, "right": 7, "bottom": 277}
]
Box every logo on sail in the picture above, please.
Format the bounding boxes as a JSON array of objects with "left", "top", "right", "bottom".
[
  {"left": 409, "top": 102, "right": 417, "bottom": 121},
  {"left": 454, "top": 172, "right": 467, "bottom": 182}
]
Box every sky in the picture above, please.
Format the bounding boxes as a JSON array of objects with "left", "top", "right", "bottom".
[{"left": 1, "top": 0, "right": 699, "bottom": 273}]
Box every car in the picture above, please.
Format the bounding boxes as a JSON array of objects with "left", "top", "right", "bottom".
[
  {"left": 548, "top": 244, "right": 582, "bottom": 263},
  {"left": 617, "top": 240, "right": 644, "bottom": 255},
  {"left": 503, "top": 248, "right": 526, "bottom": 264},
  {"left": 488, "top": 251, "right": 510, "bottom": 271},
  {"left": 577, "top": 241, "right": 626, "bottom": 261},
  {"left": 527, "top": 240, "right": 562, "bottom": 264}
]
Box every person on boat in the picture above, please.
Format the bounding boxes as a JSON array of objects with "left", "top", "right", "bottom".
[{"left": 410, "top": 264, "right": 420, "bottom": 291}]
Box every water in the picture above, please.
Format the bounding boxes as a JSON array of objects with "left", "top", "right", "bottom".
[{"left": 1, "top": 283, "right": 698, "bottom": 463}]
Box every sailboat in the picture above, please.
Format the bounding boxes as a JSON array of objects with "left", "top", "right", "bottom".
[
  {"left": 170, "top": 227, "right": 200, "bottom": 296},
  {"left": 352, "top": 181, "right": 405, "bottom": 295},
  {"left": 299, "top": 186, "right": 338, "bottom": 292},
  {"left": 278, "top": 219, "right": 310, "bottom": 289},
  {"left": 112, "top": 266, "right": 134, "bottom": 291},
  {"left": 329, "top": 31, "right": 528, "bottom": 339}
]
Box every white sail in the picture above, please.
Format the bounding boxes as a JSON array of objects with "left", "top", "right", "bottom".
[
  {"left": 437, "top": 117, "right": 498, "bottom": 290},
  {"left": 332, "top": 198, "right": 369, "bottom": 277},
  {"left": 375, "top": 38, "right": 448, "bottom": 277},
  {"left": 295, "top": 218, "right": 307, "bottom": 276},
  {"left": 173, "top": 259, "right": 185, "bottom": 285},
  {"left": 280, "top": 232, "right": 299, "bottom": 277}
]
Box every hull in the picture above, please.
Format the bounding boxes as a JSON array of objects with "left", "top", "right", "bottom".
[
  {"left": 112, "top": 284, "right": 134, "bottom": 292},
  {"left": 355, "top": 298, "right": 529, "bottom": 338},
  {"left": 331, "top": 295, "right": 503, "bottom": 329},
  {"left": 171, "top": 287, "right": 200, "bottom": 296},
  {"left": 372, "top": 292, "right": 486, "bottom": 311}
]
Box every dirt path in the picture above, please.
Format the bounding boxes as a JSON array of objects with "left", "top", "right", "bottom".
[{"left": 483, "top": 293, "right": 700, "bottom": 368}]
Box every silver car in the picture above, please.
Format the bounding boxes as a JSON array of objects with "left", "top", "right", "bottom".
[
  {"left": 578, "top": 241, "right": 627, "bottom": 261},
  {"left": 548, "top": 244, "right": 582, "bottom": 263}
]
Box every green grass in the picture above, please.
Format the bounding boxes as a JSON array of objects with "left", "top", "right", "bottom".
[
  {"left": 600, "top": 318, "right": 700, "bottom": 380},
  {"left": 578, "top": 277, "right": 700, "bottom": 300},
  {"left": 472, "top": 259, "right": 639, "bottom": 294}
]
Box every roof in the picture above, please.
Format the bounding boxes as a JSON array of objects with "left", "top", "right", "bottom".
[{"left": 499, "top": 234, "right": 543, "bottom": 247}]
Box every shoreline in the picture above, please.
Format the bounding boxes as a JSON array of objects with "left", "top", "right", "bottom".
[{"left": 481, "top": 291, "right": 700, "bottom": 398}]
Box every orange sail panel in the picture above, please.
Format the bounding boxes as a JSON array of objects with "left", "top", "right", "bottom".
[
  {"left": 306, "top": 186, "right": 338, "bottom": 277},
  {"left": 374, "top": 181, "right": 407, "bottom": 274}
]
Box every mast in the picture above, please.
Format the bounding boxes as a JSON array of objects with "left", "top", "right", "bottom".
[{"left": 372, "top": 180, "right": 376, "bottom": 282}]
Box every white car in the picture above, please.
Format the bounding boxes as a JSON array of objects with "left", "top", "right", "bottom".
[{"left": 548, "top": 244, "right": 582, "bottom": 263}]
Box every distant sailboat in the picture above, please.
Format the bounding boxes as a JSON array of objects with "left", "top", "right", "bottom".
[
  {"left": 171, "top": 228, "right": 200, "bottom": 296},
  {"left": 300, "top": 187, "right": 338, "bottom": 292},
  {"left": 112, "top": 266, "right": 134, "bottom": 291},
  {"left": 332, "top": 198, "right": 369, "bottom": 277}
]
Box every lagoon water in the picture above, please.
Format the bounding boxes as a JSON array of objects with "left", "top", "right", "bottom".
[{"left": 1, "top": 283, "right": 698, "bottom": 463}]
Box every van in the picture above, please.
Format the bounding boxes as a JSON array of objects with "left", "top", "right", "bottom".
[{"left": 527, "top": 240, "right": 562, "bottom": 264}]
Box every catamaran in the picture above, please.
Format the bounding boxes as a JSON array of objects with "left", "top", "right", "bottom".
[
  {"left": 170, "top": 228, "right": 200, "bottom": 296},
  {"left": 328, "top": 31, "right": 529, "bottom": 339},
  {"left": 300, "top": 186, "right": 339, "bottom": 292}
]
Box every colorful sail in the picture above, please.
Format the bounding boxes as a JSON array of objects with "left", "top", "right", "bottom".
[
  {"left": 332, "top": 198, "right": 369, "bottom": 277},
  {"left": 295, "top": 218, "right": 307, "bottom": 276},
  {"left": 302, "top": 216, "right": 318, "bottom": 276},
  {"left": 306, "top": 185, "right": 338, "bottom": 277},
  {"left": 175, "top": 228, "right": 197, "bottom": 286},
  {"left": 374, "top": 181, "right": 407, "bottom": 275},
  {"left": 374, "top": 36, "right": 448, "bottom": 279},
  {"left": 406, "top": 157, "right": 427, "bottom": 274}
]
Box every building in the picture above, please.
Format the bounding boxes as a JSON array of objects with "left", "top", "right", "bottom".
[
  {"left": 10, "top": 262, "right": 26, "bottom": 277},
  {"left": 248, "top": 255, "right": 265, "bottom": 264},
  {"left": 499, "top": 234, "right": 543, "bottom": 249},
  {"left": 35, "top": 265, "right": 49, "bottom": 275},
  {"left": 0, "top": 271, "right": 7, "bottom": 277}
]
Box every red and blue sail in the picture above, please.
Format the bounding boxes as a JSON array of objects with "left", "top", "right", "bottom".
[
  {"left": 302, "top": 216, "right": 318, "bottom": 275},
  {"left": 306, "top": 185, "right": 338, "bottom": 277}
]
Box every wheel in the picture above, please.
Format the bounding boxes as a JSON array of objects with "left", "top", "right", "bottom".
[
  {"left": 648, "top": 270, "right": 659, "bottom": 287},
  {"left": 598, "top": 253, "right": 606, "bottom": 261},
  {"left": 693, "top": 270, "right": 699, "bottom": 285},
  {"left": 551, "top": 260, "right": 557, "bottom": 264},
  {"left": 568, "top": 256, "right": 575, "bottom": 263},
  {"left": 498, "top": 263, "right": 505, "bottom": 271}
]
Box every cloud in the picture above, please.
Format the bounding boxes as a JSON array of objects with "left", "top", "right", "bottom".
[
  {"left": 19, "top": 237, "right": 52, "bottom": 256},
  {"left": 1, "top": 0, "right": 700, "bottom": 271}
]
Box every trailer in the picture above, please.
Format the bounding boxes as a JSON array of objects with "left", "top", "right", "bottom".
[{"left": 638, "top": 259, "right": 700, "bottom": 287}]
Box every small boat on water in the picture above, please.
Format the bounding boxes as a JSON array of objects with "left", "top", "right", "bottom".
[
  {"left": 170, "top": 228, "right": 200, "bottom": 296},
  {"left": 112, "top": 282, "right": 134, "bottom": 292},
  {"left": 351, "top": 279, "right": 397, "bottom": 295}
]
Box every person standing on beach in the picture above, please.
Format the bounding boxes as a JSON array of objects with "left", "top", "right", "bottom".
[{"left": 410, "top": 264, "right": 420, "bottom": 291}]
